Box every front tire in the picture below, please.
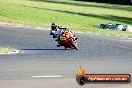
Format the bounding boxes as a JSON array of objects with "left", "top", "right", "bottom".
[{"left": 69, "top": 40, "right": 79, "bottom": 50}]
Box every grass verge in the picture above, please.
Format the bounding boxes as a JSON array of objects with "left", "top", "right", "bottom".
[{"left": 0, "top": 0, "right": 132, "bottom": 37}]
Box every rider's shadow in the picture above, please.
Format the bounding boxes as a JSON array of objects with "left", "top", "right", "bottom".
[{"left": 20, "top": 48, "right": 70, "bottom": 51}]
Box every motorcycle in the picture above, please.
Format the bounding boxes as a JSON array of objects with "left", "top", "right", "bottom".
[{"left": 58, "top": 29, "right": 79, "bottom": 50}]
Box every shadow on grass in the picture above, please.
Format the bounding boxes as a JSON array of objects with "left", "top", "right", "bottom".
[
  {"left": 20, "top": 48, "right": 69, "bottom": 51},
  {"left": 30, "top": 0, "right": 132, "bottom": 12},
  {"left": 23, "top": 5, "right": 132, "bottom": 24}
]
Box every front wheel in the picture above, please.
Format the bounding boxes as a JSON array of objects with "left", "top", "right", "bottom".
[{"left": 69, "top": 40, "right": 79, "bottom": 50}]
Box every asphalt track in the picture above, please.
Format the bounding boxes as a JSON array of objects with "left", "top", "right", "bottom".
[{"left": 0, "top": 25, "right": 132, "bottom": 88}]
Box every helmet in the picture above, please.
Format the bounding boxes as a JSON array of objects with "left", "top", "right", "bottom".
[{"left": 51, "top": 23, "right": 57, "bottom": 31}]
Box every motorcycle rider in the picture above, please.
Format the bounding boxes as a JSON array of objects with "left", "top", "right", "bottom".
[{"left": 50, "top": 23, "right": 77, "bottom": 47}]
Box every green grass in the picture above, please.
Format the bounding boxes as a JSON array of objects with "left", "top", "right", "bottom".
[
  {"left": 0, "top": 0, "right": 132, "bottom": 37},
  {"left": 0, "top": 48, "right": 12, "bottom": 53}
]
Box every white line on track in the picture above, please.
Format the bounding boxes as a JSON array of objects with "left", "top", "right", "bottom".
[{"left": 32, "top": 75, "right": 63, "bottom": 78}]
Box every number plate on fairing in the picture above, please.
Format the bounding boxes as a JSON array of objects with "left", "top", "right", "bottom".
[{"left": 60, "top": 36, "right": 66, "bottom": 40}]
